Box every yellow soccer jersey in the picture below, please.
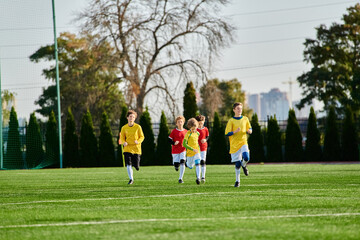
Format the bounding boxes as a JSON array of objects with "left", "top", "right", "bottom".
[
  {"left": 182, "top": 131, "right": 200, "bottom": 157},
  {"left": 120, "top": 123, "right": 145, "bottom": 154},
  {"left": 225, "top": 116, "right": 252, "bottom": 154}
]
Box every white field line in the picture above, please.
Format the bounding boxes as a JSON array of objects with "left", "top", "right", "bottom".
[
  {"left": 1, "top": 213, "right": 359, "bottom": 229},
  {"left": 1, "top": 188, "right": 356, "bottom": 206}
]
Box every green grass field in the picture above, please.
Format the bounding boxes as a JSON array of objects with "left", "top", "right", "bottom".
[{"left": 0, "top": 164, "right": 359, "bottom": 240}]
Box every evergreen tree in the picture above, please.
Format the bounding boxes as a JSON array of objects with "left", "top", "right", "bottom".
[
  {"left": 305, "top": 107, "right": 322, "bottom": 162},
  {"left": 117, "top": 105, "right": 128, "bottom": 167},
  {"left": 99, "top": 112, "right": 116, "bottom": 167},
  {"left": 26, "top": 113, "right": 44, "bottom": 168},
  {"left": 5, "top": 107, "right": 23, "bottom": 169},
  {"left": 80, "top": 110, "right": 98, "bottom": 167},
  {"left": 266, "top": 115, "right": 282, "bottom": 162},
  {"left": 183, "top": 82, "right": 198, "bottom": 122},
  {"left": 323, "top": 106, "right": 341, "bottom": 161},
  {"left": 139, "top": 107, "right": 155, "bottom": 166},
  {"left": 45, "top": 111, "right": 59, "bottom": 167},
  {"left": 208, "top": 112, "right": 229, "bottom": 164},
  {"left": 155, "top": 111, "right": 172, "bottom": 165},
  {"left": 285, "top": 109, "right": 303, "bottom": 162},
  {"left": 342, "top": 107, "right": 359, "bottom": 161},
  {"left": 248, "top": 113, "right": 265, "bottom": 163},
  {"left": 63, "top": 108, "right": 79, "bottom": 167}
]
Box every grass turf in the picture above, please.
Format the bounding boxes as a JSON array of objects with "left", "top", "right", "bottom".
[{"left": 0, "top": 164, "right": 359, "bottom": 240}]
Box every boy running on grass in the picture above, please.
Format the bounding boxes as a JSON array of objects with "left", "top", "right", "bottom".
[
  {"left": 168, "top": 116, "right": 187, "bottom": 183},
  {"left": 195, "top": 115, "right": 209, "bottom": 183},
  {"left": 119, "top": 110, "right": 145, "bottom": 185},
  {"left": 183, "top": 118, "right": 202, "bottom": 185},
  {"left": 225, "top": 102, "right": 252, "bottom": 187}
]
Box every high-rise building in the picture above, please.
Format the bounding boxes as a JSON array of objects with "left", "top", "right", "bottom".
[{"left": 247, "top": 88, "right": 290, "bottom": 120}]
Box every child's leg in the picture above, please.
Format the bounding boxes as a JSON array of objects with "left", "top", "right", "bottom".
[
  {"left": 195, "top": 160, "right": 201, "bottom": 179},
  {"left": 241, "top": 152, "right": 250, "bottom": 176},
  {"left": 127, "top": 164, "right": 133, "bottom": 180},
  {"left": 201, "top": 160, "right": 206, "bottom": 179},
  {"left": 179, "top": 159, "right": 186, "bottom": 181},
  {"left": 235, "top": 161, "right": 241, "bottom": 184}
]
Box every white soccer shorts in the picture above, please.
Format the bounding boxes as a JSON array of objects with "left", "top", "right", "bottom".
[
  {"left": 172, "top": 151, "right": 186, "bottom": 164},
  {"left": 186, "top": 153, "right": 201, "bottom": 169},
  {"left": 231, "top": 145, "right": 250, "bottom": 163}
]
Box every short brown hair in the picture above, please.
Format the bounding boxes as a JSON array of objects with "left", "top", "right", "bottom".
[
  {"left": 175, "top": 115, "right": 185, "bottom": 123},
  {"left": 127, "top": 110, "right": 137, "bottom": 118},
  {"left": 195, "top": 115, "right": 205, "bottom": 122},
  {"left": 233, "top": 102, "right": 243, "bottom": 109},
  {"left": 187, "top": 118, "right": 198, "bottom": 129}
]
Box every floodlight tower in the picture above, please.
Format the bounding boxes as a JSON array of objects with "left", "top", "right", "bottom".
[{"left": 282, "top": 78, "right": 296, "bottom": 109}]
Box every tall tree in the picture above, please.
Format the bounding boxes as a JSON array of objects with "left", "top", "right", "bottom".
[
  {"left": 267, "top": 115, "right": 283, "bottom": 162},
  {"left": 29, "top": 32, "right": 124, "bottom": 126},
  {"left": 199, "top": 79, "right": 223, "bottom": 119},
  {"left": 323, "top": 106, "right": 341, "bottom": 161},
  {"left": 63, "top": 108, "right": 79, "bottom": 168},
  {"left": 78, "top": 0, "right": 234, "bottom": 113},
  {"left": 45, "top": 111, "right": 59, "bottom": 167},
  {"left": 5, "top": 107, "right": 23, "bottom": 169},
  {"left": 155, "top": 111, "right": 172, "bottom": 165},
  {"left": 200, "top": 78, "right": 251, "bottom": 120},
  {"left": 183, "top": 82, "right": 198, "bottom": 122},
  {"left": 80, "top": 110, "right": 98, "bottom": 167},
  {"left": 26, "top": 113, "right": 44, "bottom": 168},
  {"left": 99, "top": 112, "right": 116, "bottom": 167},
  {"left": 1, "top": 90, "right": 16, "bottom": 127},
  {"left": 305, "top": 107, "right": 322, "bottom": 162},
  {"left": 297, "top": 4, "right": 360, "bottom": 114},
  {"left": 285, "top": 109, "right": 303, "bottom": 162},
  {"left": 117, "top": 105, "right": 128, "bottom": 167},
  {"left": 139, "top": 108, "right": 155, "bottom": 166},
  {"left": 342, "top": 107, "right": 359, "bottom": 161},
  {"left": 248, "top": 113, "right": 265, "bottom": 163},
  {"left": 208, "top": 112, "right": 229, "bottom": 164}
]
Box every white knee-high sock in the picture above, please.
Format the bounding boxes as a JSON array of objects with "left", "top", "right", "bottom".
[
  {"left": 201, "top": 165, "right": 206, "bottom": 178},
  {"left": 196, "top": 165, "right": 201, "bottom": 179},
  {"left": 235, "top": 167, "right": 241, "bottom": 182},
  {"left": 127, "top": 165, "right": 133, "bottom": 180},
  {"left": 179, "top": 163, "right": 185, "bottom": 180}
]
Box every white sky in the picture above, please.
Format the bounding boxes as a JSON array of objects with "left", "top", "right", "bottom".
[{"left": 0, "top": 0, "right": 357, "bottom": 119}]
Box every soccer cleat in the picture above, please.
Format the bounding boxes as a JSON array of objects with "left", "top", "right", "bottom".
[
  {"left": 178, "top": 179, "right": 184, "bottom": 184},
  {"left": 242, "top": 166, "right": 249, "bottom": 176},
  {"left": 128, "top": 179, "right": 134, "bottom": 185},
  {"left": 196, "top": 178, "right": 200, "bottom": 185},
  {"left": 201, "top": 177, "right": 206, "bottom": 183},
  {"left": 135, "top": 166, "right": 139, "bottom": 171},
  {"left": 234, "top": 181, "right": 240, "bottom": 187}
]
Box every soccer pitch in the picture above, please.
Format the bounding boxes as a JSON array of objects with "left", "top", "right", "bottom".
[{"left": 0, "top": 164, "right": 359, "bottom": 240}]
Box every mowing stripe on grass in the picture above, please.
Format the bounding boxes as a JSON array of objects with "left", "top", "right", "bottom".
[
  {"left": 1, "top": 213, "right": 359, "bottom": 229},
  {"left": 1, "top": 188, "right": 354, "bottom": 206}
]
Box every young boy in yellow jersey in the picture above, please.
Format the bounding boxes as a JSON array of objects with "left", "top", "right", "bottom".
[
  {"left": 119, "top": 110, "right": 145, "bottom": 185},
  {"left": 183, "top": 118, "right": 202, "bottom": 185},
  {"left": 225, "top": 102, "right": 252, "bottom": 187}
]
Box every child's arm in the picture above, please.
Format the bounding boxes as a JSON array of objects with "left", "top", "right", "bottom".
[
  {"left": 246, "top": 118, "right": 252, "bottom": 134},
  {"left": 119, "top": 129, "right": 127, "bottom": 146},
  {"left": 135, "top": 126, "right": 145, "bottom": 144},
  {"left": 183, "top": 137, "right": 198, "bottom": 153},
  {"left": 225, "top": 120, "right": 240, "bottom": 136}
]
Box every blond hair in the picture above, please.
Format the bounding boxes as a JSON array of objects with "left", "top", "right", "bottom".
[
  {"left": 175, "top": 115, "right": 185, "bottom": 123},
  {"left": 187, "top": 118, "right": 198, "bottom": 129},
  {"left": 127, "top": 110, "right": 137, "bottom": 118}
]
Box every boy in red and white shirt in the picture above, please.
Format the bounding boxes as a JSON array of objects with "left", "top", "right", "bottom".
[
  {"left": 168, "top": 116, "right": 187, "bottom": 183},
  {"left": 195, "top": 115, "right": 209, "bottom": 183}
]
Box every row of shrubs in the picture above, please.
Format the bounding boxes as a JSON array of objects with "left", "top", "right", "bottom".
[{"left": 3, "top": 105, "right": 359, "bottom": 169}]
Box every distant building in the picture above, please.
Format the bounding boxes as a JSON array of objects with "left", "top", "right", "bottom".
[{"left": 247, "top": 88, "right": 290, "bottom": 120}]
